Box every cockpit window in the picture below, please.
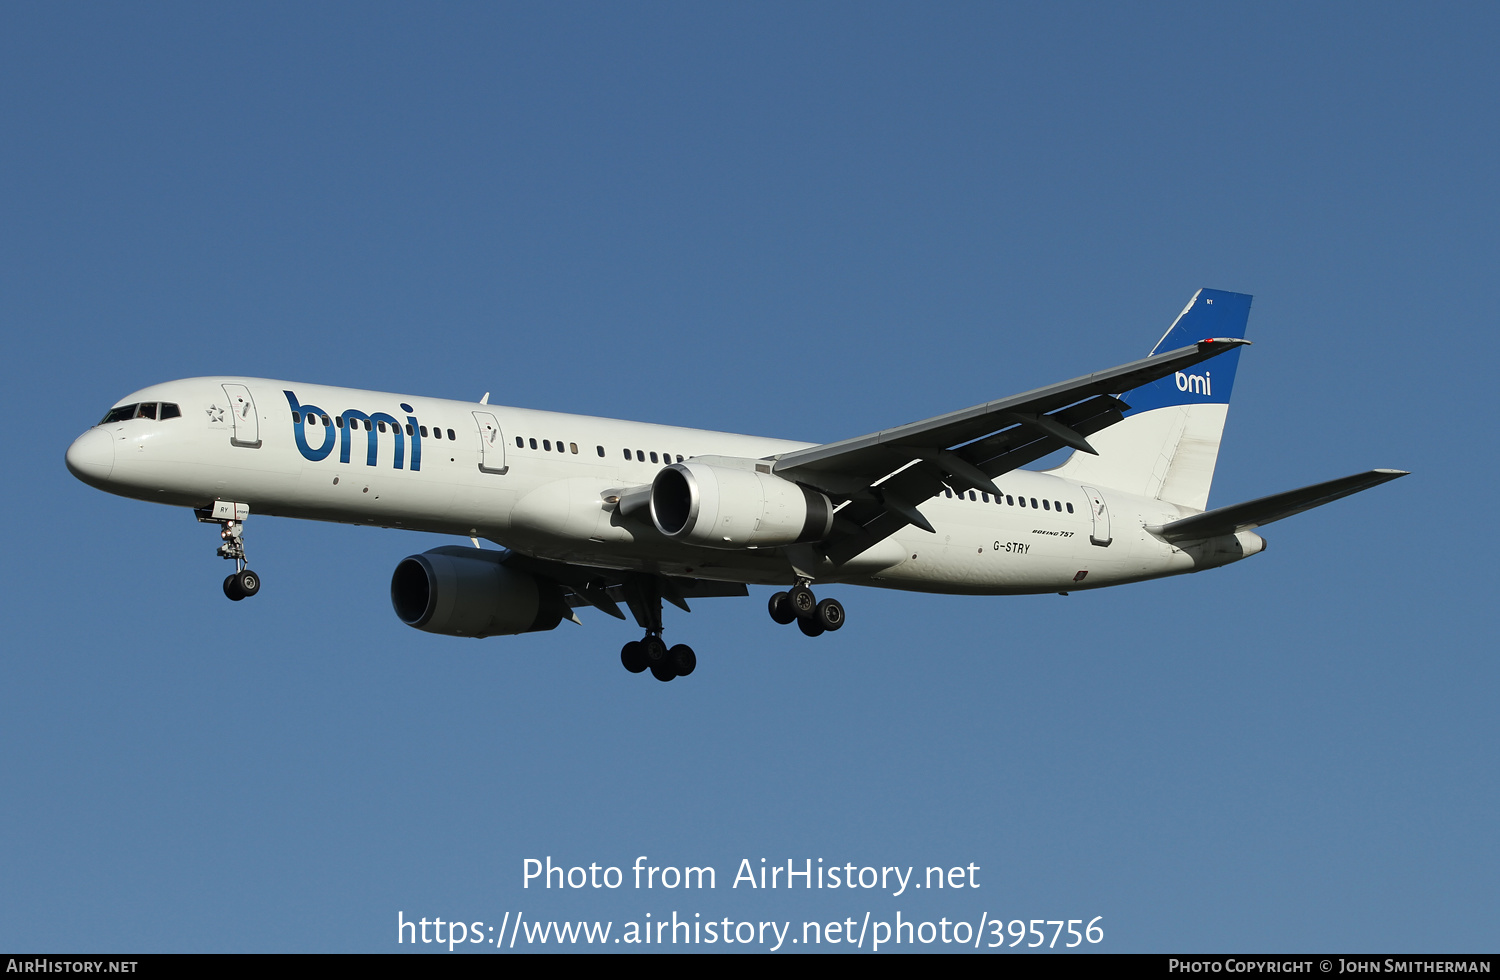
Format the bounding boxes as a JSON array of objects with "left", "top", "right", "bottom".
[
  {"left": 100, "top": 402, "right": 181, "bottom": 424},
  {"left": 101, "top": 405, "right": 138, "bottom": 424}
]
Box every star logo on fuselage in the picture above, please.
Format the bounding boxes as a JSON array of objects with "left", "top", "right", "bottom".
[{"left": 207, "top": 404, "right": 225, "bottom": 423}]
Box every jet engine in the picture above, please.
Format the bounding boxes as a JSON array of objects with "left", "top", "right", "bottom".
[
  {"left": 390, "top": 546, "right": 568, "bottom": 637},
  {"left": 650, "top": 460, "right": 833, "bottom": 549}
]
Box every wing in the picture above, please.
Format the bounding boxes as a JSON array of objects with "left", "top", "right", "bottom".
[
  {"left": 771, "top": 338, "right": 1251, "bottom": 564},
  {"left": 501, "top": 551, "right": 748, "bottom": 623}
]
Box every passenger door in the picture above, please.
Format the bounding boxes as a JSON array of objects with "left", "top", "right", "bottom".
[
  {"left": 473, "top": 412, "right": 508, "bottom": 474},
  {"left": 221, "top": 384, "right": 261, "bottom": 448}
]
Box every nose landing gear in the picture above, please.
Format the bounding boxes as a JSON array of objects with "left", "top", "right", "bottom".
[
  {"left": 223, "top": 567, "right": 261, "bottom": 601},
  {"left": 197, "top": 502, "right": 262, "bottom": 601}
]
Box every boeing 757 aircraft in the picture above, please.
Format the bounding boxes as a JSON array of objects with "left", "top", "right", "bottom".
[{"left": 66, "top": 289, "right": 1404, "bottom": 681}]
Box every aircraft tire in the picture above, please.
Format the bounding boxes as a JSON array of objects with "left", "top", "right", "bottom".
[
  {"left": 649, "top": 660, "right": 677, "bottom": 682},
  {"left": 642, "top": 635, "right": 668, "bottom": 667},
  {"left": 223, "top": 574, "right": 245, "bottom": 601},
  {"left": 669, "top": 644, "right": 696, "bottom": 676},
  {"left": 815, "top": 597, "right": 845, "bottom": 631},
  {"left": 768, "top": 591, "right": 796, "bottom": 625},
  {"left": 797, "top": 616, "right": 825, "bottom": 637},
  {"left": 236, "top": 569, "right": 261, "bottom": 598},
  {"left": 788, "top": 584, "right": 817, "bottom": 620},
  {"left": 620, "top": 641, "right": 648, "bottom": 673}
]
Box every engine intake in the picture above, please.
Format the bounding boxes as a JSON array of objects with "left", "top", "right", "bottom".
[
  {"left": 650, "top": 460, "right": 833, "bottom": 549},
  {"left": 391, "top": 546, "right": 568, "bottom": 637}
]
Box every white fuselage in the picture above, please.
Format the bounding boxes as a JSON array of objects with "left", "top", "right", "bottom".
[{"left": 69, "top": 377, "right": 1232, "bottom": 596}]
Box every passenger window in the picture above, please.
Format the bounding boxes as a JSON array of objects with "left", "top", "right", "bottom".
[
  {"left": 529, "top": 438, "right": 538, "bottom": 450},
  {"left": 676, "top": 455, "right": 683, "bottom": 462},
  {"left": 378, "top": 421, "right": 387, "bottom": 433},
  {"left": 1019, "top": 497, "right": 1026, "bottom": 507},
  {"left": 1030, "top": 498, "right": 1038, "bottom": 508},
  {"left": 968, "top": 491, "right": 976, "bottom": 501},
  {"left": 1054, "top": 500, "right": 1062, "bottom": 512},
  {"left": 557, "top": 440, "right": 565, "bottom": 453},
  {"left": 650, "top": 452, "right": 658, "bottom": 463},
  {"left": 1066, "top": 502, "right": 1074, "bottom": 513},
  {"left": 981, "top": 493, "right": 990, "bottom": 503},
  {"left": 404, "top": 423, "right": 413, "bottom": 435},
  {"left": 543, "top": 440, "right": 551, "bottom": 451},
  {"left": 365, "top": 420, "right": 373, "bottom": 431},
  {"left": 570, "top": 443, "right": 578, "bottom": 454},
  {"left": 515, "top": 436, "right": 523, "bottom": 448},
  {"left": 292, "top": 411, "right": 301, "bottom": 424},
  {"left": 431, "top": 426, "right": 440, "bottom": 439},
  {"left": 420, "top": 426, "right": 428, "bottom": 437},
  {"left": 336, "top": 416, "right": 344, "bottom": 428},
  {"left": 1006, "top": 495, "right": 1014, "bottom": 506},
  {"left": 323, "top": 416, "right": 332, "bottom": 426},
  {"left": 160, "top": 403, "right": 181, "bottom": 420},
  {"left": 636, "top": 450, "right": 645, "bottom": 462},
  {"left": 446, "top": 429, "right": 455, "bottom": 440},
  {"left": 623, "top": 448, "right": 632, "bottom": 460},
  {"left": 597, "top": 446, "right": 605, "bottom": 457},
  {"left": 944, "top": 489, "right": 952, "bottom": 498}
]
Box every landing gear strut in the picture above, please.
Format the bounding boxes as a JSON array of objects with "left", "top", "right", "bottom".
[
  {"left": 618, "top": 574, "right": 697, "bottom": 682},
  {"left": 197, "top": 502, "right": 262, "bottom": 601},
  {"left": 769, "top": 582, "right": 844, "bottom": 636}
]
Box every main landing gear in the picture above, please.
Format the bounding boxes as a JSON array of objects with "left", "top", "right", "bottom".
[
  {"left": 620, "top": 635, "right": 697, "bottom": 683},
  {"left": 617, "top": 573, "right": 696, "bottom": 683},
  {"left": 768, "top": 583, "right": 845, "bottom": 636},
  {"left": 196, "top": 502, "right": 262, "bottom": 601}
]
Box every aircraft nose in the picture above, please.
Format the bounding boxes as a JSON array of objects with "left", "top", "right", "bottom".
[{"left": 66, "top": 427, "right": 115, "bottom": 485}]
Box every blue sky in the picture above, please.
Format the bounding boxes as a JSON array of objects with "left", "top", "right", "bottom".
[{"left": 2, "top": 3, "right": 1495, "bottom": 952}]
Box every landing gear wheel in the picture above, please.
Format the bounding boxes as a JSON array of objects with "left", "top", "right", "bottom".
[
  {"left": 788, "top": 584, "right": 817, "bottom": 620},
  {"left": 234, "top": 568, "right": 261, "bottom": 598},
  {"left": 768, "top": 591, "right": 797, "bottom": 625},
  {"left": 815, "top": 597, "right": 845, "bottom": 631},
  {"left": 649, "top": 660, "right": 677, "bottom": 682},
  {"left": 620, "top": 641, "right": 647, "bottom": 673},
  {"left": 797, "top": 616, "right": 825, "bottom": 637},
  {"left": 642, "top": 635, "right": 668, "bottom": 668},
  {"left": 223, "top": 574, "right": 245, "bottom": 601},
  {"left": 669, "top": 644, "right": 697, "bottom": 677}
]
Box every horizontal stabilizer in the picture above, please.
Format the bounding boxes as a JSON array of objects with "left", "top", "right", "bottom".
[{"left": 1150, "top": 469, "right": 1408, "bottom": 542}]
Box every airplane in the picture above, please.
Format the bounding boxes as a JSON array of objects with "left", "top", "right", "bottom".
[{"left": 65, "top": 289, "right": 1405, "bottom": 681}]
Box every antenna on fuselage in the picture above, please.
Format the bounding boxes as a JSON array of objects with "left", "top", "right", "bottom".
[{"left": 480, "top": 392, "right": 490, "bottom": 404}]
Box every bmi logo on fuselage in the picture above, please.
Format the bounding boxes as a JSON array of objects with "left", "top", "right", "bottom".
[{"left": 284, "top": 390, "right": 423, "bottom": 470}]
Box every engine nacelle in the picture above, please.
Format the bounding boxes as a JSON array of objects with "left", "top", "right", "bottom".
[
  {"left": 390, "top": 546, "right": 568, "bottom": 637},
  {"left": 650, "top": 460, "right": 833, "bottom": 549}
]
